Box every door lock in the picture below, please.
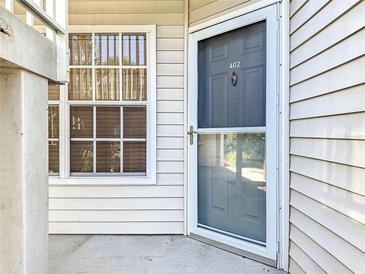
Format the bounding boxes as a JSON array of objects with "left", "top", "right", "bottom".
[{"left": 187, "top": 126, "right": 197, "bottom": 145}]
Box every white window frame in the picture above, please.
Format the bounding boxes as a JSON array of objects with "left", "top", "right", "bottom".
[{"left": 49, "top": 25, "right": 157, "bottom": 185}]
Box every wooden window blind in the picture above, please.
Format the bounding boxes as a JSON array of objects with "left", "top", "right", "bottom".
[
  {"left": 69, "top": 33, "right": 92, "bottom": 66},
  {"left": 95, "top": 33, "right": 119, "bottom": 66},
  {"left": 70, "top": 106, "right": 93, "bottom": 138},
  {"left": 96, "top": 142, "right": 120, "bottom": 173},
  {"left": 48, "top": 85, "right": 60, "bottom": 175},
  {"left": 68, "top": 68, "right": 93, "bottom": 100},
  {"left": 123, "top": 107, "right": 146, "bottom": 138},
  {"left": 123, "top": 142, "right": 146, "bottom": 173},
  {"left": 122, "top": 68, "right": 147, "bottom": 101},
  {"left": 70, "top": 141, "right": 93, "bottom": 173},
  {"left": 48, "top": 84, "right": 60, "bottom": 100},
  {"left": 96, "top": 107, "right": 120, "bottom": 138},
  {"left": 95, "top": 68, "right": 120, "bottom": 101},
  {"left": 122, "top": 33, "right": 146, "bottom": 66}
]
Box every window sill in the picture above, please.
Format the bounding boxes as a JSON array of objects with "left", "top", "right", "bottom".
[{"left": 49, "top": 176, "right": 156, "bottom": 186}]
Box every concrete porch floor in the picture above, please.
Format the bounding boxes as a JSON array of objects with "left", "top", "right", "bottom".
[{"left": 49, "top": 235, "right": 286, "bottom": 274}]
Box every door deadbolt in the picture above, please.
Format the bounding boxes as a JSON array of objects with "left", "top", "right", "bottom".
[{"left": 231, "top": 71, "right": 238, "bottom": 86}]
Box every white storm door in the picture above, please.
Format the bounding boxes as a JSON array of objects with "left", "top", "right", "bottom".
[{"left": 188, "top": 5, "right": 278, "bottom": 263}]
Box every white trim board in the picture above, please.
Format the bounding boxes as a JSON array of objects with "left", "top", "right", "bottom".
[
  {"left": 183, "top": 0, "right": 189, "bottom": 236},
  {"left": 68, "top": 25, "right": 156, "bottom": 33},
  {"left": 278, "top": 1, "right": 290, "bottom": 271},
  {"left": 187, "top": 4, "right": 280, "bottom": 264},
  {"left": 188, "top": 0, "right": 279, "bottom": 33}
]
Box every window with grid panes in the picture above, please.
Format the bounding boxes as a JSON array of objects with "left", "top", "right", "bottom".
[{"left": 68, "top": 32, "right": 148, "bottom": 175}]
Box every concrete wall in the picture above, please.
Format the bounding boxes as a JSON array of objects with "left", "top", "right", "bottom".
[
  {"left": 0, "top": 69, "right": 23, "bottom": 274},
  {"left": 288, "top": 1, "right": 365, "bottom": 273},
  {"left": 0, "top": 7, "right": 57, "bottom": 81},
  {"left": 49, "top": 0, "right": 185, "bottom": 234},
  {"left": 0, "top": 69, "right": 48, "bottom": 274}
]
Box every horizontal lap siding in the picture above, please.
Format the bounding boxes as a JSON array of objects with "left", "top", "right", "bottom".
[
  {"left": 49, "top": 0, "right": 185, "bottom": 234},
  {"left": 289, "top": 1, "right": 365, "bottom": 273},
  {"left": 188, "top": 0, "right": 258, "bottom": 27}
]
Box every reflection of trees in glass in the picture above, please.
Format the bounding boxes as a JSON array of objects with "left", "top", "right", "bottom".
[
  {"left": 242, "top": 134, "right": 265, "bottom": 160},
  {"left": 69, "top": 34, "right": 92, "bottom": 65},
  {"left": 48, "top": 107, "right": 58, "bottom": 138},
  {"left": 69, "top": 69, "right": 92, "bottom": 100},
  {"left": 48, "top": 141, "right": 59, "bottom": 174},
  {"left": 94, "top": 34, "right": 119, "bottom": 65},
  {"left": 110, "top": 142, "right": 120, "bottom": 172},
  {"left": 95, "top": 68, "right": 120, "bottom": 100},
  {"left": 72, "top": 117, "right": 85, "bottom": 131},
  {"left": 122, "top": 33, "right": 146, "bottom": 66},
  {"left": 70, "top": 107, "right": 93, "bottom": 137},
  {"left": 80, "top": 143, "right": 93, "bottom": 172},
  {"left": 224, "top": 133, "right": 265, "bottom": 169},
  {"left": 122, "top": 69, "right": 146, "bottom": 101},
  {"left": 95, "top": 142, "right": 120, "bottom": 173}
]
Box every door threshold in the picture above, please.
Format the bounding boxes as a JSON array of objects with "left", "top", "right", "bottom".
[
  {"left": 198, "top": 223, "right": 266, "bottom": 247},
  {"left": 190, "top": 232, "right": 276, "bottom": 267}
]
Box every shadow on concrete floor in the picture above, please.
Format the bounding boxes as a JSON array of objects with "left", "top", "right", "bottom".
[{"left": 49, "top": 235, "right": 286, "bottom": 274}]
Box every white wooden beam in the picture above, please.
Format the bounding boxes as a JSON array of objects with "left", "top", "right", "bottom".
[
  {"left": 17, "top": 0, "right": 65, "bottom": 33},
  {"left": 5, "top": 0, "right": 13, "bottom": 12},
  {"left": 45, "top": 0, "right": 55, "bottom": 41}
]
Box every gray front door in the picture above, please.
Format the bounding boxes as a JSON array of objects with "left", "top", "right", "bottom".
[{"left": 197, "top": 21, "right": 267, "bottom": 244}]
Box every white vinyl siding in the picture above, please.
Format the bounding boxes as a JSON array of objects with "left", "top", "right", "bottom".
[
  {"left": 49, "top": 0, "right": 185, "bottom": 234},
  {"left": 188, "top": 0, "right": 260, "bottom": 26},
  {"left": 289, "top": 1, "right": 365, "bottom": 273}
]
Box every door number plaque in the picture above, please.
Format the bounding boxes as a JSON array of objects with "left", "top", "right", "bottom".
[{"left": 229, "top": 61, "right": 240, "bottom": 69}]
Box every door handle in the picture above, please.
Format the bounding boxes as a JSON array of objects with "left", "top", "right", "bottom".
[{"left": 187, "top": 126, "right": 197, "bottom": 145}]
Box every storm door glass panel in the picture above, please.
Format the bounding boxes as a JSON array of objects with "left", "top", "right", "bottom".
[
  {"left": 68, "top": 68, "right": 93, "bottom": 100},
  {"left": 95, "top": 33, "right": 120, "bottom": 65},
  {"left": 69, "top": 33, "right": 92, "bottom": 65},
  {"left": 122, "top": 68, "right": 147, "bottom": 101},
  {"left": 95, "top": 68, "right": 120, "bottom": 101},
  {"left": 198, "top": 133, "right": 266, "bottom": 242}
]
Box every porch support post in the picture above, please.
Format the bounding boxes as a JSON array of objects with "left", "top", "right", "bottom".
[{"left": 0, "top": 69, "right": 48, "bottom": 274}]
